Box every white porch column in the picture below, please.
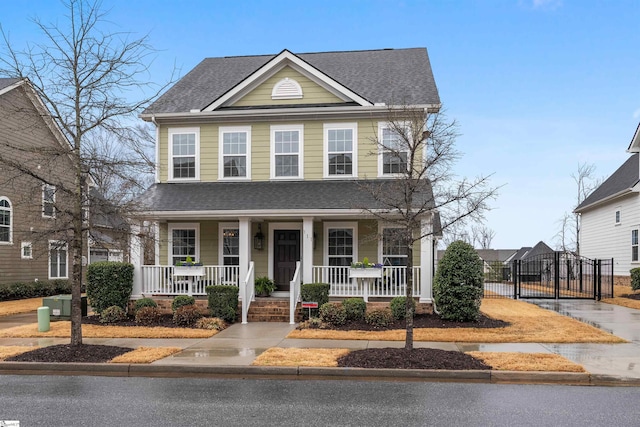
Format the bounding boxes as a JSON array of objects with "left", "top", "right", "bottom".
[
  {"left": 239, "top": 217, "right": 251, "bottom": 284},
  {"left": 130, "top": 223, "right": 144, "bottom": 299},
  {"left": 420, "top": 217, "right": 434, "bottom": 303},
  {"left": 302, "top": 217, "right": 314, "bottom": 284}
]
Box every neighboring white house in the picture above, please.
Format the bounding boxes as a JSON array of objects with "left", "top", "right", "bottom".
[{"left": 575, "top": 124, "right": 640, "bottom": 286}]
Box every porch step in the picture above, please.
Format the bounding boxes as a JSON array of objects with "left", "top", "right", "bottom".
[{"left": 246, "top": 298, "right": 302, "bottom": 322}]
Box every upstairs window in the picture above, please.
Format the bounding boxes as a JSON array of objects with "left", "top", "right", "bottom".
[
  {"left": 615, "top": 209, "right": 621, "bottom": 224},
  {"left": 169, "top": 128, "right": 199, "bottom": 180},
  {"left": 0, "top": 197, "right": 11, "bottom": 243},
  {"left": 633, "top": 230, "right": 638, "bottom": 262},
  {"left": 325, "top": 123, "right": 357, "bottom": 177},
  {"left": 42, "top": 184, "right": 56, "bottom": 218},
  {"left": 379, "top": 124, "right": 408, "bottom": 175},
  {"left": 271, "top": 125, "right": 303, "bottom": 179},
  {"left": 219, "top": 126, "right": 251, "bottom": 179}
]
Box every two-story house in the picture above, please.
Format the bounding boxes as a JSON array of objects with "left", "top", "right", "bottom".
[
  {"left": 135, "top": 48, "right": 442, "bottom": 322},
  {"left": 0, "top": 78, "right": 78, "bottom": 284}
]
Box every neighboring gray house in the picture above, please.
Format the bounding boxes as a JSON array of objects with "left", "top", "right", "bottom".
[{"left": 575, "top": 125, "right": 640, "bottom": 286}]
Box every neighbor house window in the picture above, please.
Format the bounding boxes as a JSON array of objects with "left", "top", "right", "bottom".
[
  {"left": 271, "top": 125, "right": 303, "bottom": 178},
  {"left": 0, "top": 197, "right": 11, "bottom": 243},
  {"left": 382, "top": 228, "right": 408, "bottom": 266},
  {"left": 633, "top": 230, "right": 639, "bottom": 262},
  {"left": 168, "top": 223, "right": 199, "bottom": 266},
  {"left": 49, "top": 241, "right": 68, "bottom": 279},
  {"left": 615, "top": 210, "right": 621, "bottom": 224},
  {"left": 21, "top": 242, "right": 32, "bottom": 259},
  {"left": 42, "top": 184, "right": 55, "bottom": 218},
  {"left": 219, "top": 126, "right": 251, "bottom": 179},
  {"left": 169, "top": 128, "right": 199, "bottom": 180},
  {"left": 220, "top": 226, "right": 240, "bottom": 266},
  {"left": 324, "top": 123, "right": 357, "bottom": 177},
  {"left": 378, "top": 123, "right": 408, "bottom": 175}
]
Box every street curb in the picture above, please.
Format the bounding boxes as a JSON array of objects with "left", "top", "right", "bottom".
[{"left": 1, "top": 362, "right": 638, "bottom": 386}]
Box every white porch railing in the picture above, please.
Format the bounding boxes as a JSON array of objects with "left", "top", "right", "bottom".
[
  {"left": 289, "top": 261, "right": 301, "bottom": 324},
  {"left": 312, "top": 265, "right": 421, "bottom": 299},
  {"left": 241, "top": 261, "right": 255, "bottom": 324},
  {"left": 141, "top": 265, "right": 240, "bottom": 296}
]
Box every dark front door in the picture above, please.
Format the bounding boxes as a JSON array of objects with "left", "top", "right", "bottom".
[{"left": 274, "top": 230, "right": 300, "bottom": 292}]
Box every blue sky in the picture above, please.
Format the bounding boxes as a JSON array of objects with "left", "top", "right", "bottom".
[{"left": 2, "top": 0, "right": 639, "bottom": 249}]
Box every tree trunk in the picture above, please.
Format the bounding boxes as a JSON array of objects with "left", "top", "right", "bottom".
[
  {"left": 405, "top": 240, "right": 414, "bottom": 350},
  {"left": 70, "top": 140, "right": 83, "bottom": 346}
]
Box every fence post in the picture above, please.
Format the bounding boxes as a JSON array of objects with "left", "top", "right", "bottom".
[
  {"left": 513, "top": 259, "right": 519, "bottom": 299},
  {"left": 596, "top": 260, "right": 602, "bottom": 301},
  {"left": 579, "top": 258, "right": 583, "bottom": 293},
  {"left": 554, "top": 252, "right": 560, "bottom": 299}
]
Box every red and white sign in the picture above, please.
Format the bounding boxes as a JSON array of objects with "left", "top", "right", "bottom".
[{"left": 301, "top": 302, "right": 318, "bottom": 309}]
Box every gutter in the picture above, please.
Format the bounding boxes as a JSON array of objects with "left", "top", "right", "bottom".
[{"left": 574, "top": 187, "right": 636, "bottom": 213}]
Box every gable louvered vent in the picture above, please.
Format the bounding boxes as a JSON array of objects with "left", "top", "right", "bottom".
[{"left": 272, "top": 78, "right": 303, "bottom": 99}]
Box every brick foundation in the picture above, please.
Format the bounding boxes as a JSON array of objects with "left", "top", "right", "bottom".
[{"left": 614, "top": 275, "right": 631, "bottom": 288}]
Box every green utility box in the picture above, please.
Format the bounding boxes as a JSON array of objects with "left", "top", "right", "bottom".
[{"left": 42, "top": 295, "right": 87, "bottom": 319}]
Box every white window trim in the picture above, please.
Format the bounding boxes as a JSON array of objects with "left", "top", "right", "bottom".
[
  {"left": 0, "top": 196, "right": 12, "bottom": 245},
  {"left": 168, "top": 223, "right": 200, "bottom": 265},
  {"left": 271, "top": 77, "right": 303, "bottom": 99},
  {"left": 632, "top": 229, "right": 639, "bottom": 263},
  {"left": 21, "top": 241, "right": 32, "bottom": 259},
  {"left": 218, "top": 126, "right": 252, "bottom": 180},
  {"left": 615, "top": 208, "right": 621, "bottom": 225},
  {"left": 42, "top": 184, "right": 55, "bottom": 219},
  {"left": 270, "top": 124, "right": 304, "bottom": 180},
  {"left": 218, "top": 222, "right": 240, "bottom": 266},
  {"left": 323, "top": 221, "right": 358, "bottom": 266},
  {"left": 48, "top": 240, "right": 68, "bottom": 279},
  {"left": 377, "top": 122, "right": 410, "bottom": 177},
  {"left": 108, "top": 249, "right": 124, "bottom": 262},
  {"left": 168, "top": 127, "right": 200, "bottom": 182},
  {"left": 323, "top": 122, "right": 358, "bottom": 178}
]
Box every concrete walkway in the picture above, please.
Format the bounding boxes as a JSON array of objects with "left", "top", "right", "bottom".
[{"left": 1, "top": 299, "right": 640, "bottom": 383}]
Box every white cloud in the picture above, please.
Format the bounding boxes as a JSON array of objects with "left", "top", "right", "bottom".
[
  {"left": 530, "top": 0, "right": 563, "bottom": 10},
  {"left": 633, "top": 108, "right": 640, "bottom": 119}
]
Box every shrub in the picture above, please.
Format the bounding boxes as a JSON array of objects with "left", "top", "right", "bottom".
[
  {"left": 195, "top": 317, "right": 226, "bottom": 331},
  {"left": 297, "top": 317, "right": 324, "bottom": 329},
  {"left": 135, "top": 306, "right": 161, "bottom": 325},
  {"left": 0, "top": 279, "right": 72, "bottom": 302},
  {"left": 172, "top": 295, "right": 196, "bottom": 312},
  {"left": 99, "top": 305, "right": 127, "bottom": 324},
  {"left": 390, "top": 296, "right": 416, "bottom": 321},
  {"left": 365, "top": 308, "right": 393, "bottom": 328},
  {"left": 433, "top": 240, "right": 484, "bottom": 322},
  {"left": 86, "top": 262, "right": 134, "bottom": 314},
  {"left": 300, "top": 283, "right": 330, "bottom": 319},
  {"left": 254, "top": 276, "right": 276, "bottom": 296},
  {"left": 342, "top": 298, "right": 366, "bottom": 321},
  {"left": 134, "top": 298, "right": 158, "bottom": 312},
  {"left": 206, "top": 285, "right": 239, "bottom": 323},
  {"left": 631, "top": 268, "right": 640, "bottom": 291},
  {"left": 173, "top": 304, "right": 202, "bottom": 327},
  {"left": 319, "top": 302, "right": 347, "bottom": 326}
]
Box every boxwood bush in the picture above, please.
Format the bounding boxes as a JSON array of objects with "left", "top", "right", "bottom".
[
  {"left": 631, "top": 267, "right": 640, "bottom": 291},
  {"left": 0, "top": 279, "right": 71, "bottom": 302},
  {"left": 206, "top": 285, "right": 238, "bottom": 323},
  {"left": 319, "top": 302, "right": 347, "bottom": 326},
  {"left": 86, "top": 262, "right": 134, "bottom": 314},
  {"left": 342, "top": 298, "right": 366, "bottom": 321},
  {"left": 390, "top": 296, "right": 416, "bottom": 321},
  {"left": 172, "top": 295, "right": 196, "bottom": 312},
  {"left": 134, "top": 297, "right": 158, "bottom": 312},
  {"left": 433, "top": 240, "right": 484, "bottom": 322},
  {"left": 300, "top": 283, "right": 330, "bottom": 319}
]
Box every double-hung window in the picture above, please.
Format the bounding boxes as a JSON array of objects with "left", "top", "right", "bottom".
[
  {"left": 42, "top": 184, "right": 55, "bottom": 218},
  {"left": 21, "top": 242, "right": 32, "bottom": 259},
  {"left": 271, "top": 125, "right": 303, "bottom": 179},
  {"left": 220, "top": 225, "right": 240, "bottom": 266},
  {"left": 169, "top": 223, "right": 199, "bottom": 266},
  {"left": 325, "top": 223, "right": 357, "bottom": 267},
  {"left": 0, "top": 197, "right": 11, "bottom": 243},
  {"left": 379, "top": 123, "right": 408, "bottom": 176},
  {"left": 633, "top": 230, "right": 639, "bottom": 262},
  {"left": 169, "top": 128, "right": 199, "bottom": 180},
  {"left": 219, "top": 126, "right": 251, "bottom": 179},
  {"left": 324, "top": 123, "right": 357, "bottom": 178},
  {"left": 382, "top": 228, "right": 408, "bottom": 266},
  {"left": 49, "top": 241, "right": 68, "bottom": 279}
]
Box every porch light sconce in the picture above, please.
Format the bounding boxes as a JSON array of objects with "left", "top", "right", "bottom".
[{"left": 254, "top": 224, "right": 264, "bottom": 250}]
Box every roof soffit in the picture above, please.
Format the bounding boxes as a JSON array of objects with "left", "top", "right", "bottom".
[{"left": 202, "top": 50, "right": 373, "bottom": 112}]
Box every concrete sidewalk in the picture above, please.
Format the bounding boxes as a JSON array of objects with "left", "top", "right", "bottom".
[{"left": 1, "top": 300, "right": 640, "bottom": 385}]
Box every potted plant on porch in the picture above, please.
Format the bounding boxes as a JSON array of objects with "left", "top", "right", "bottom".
[{"left": 254, "top": 276, "right": 276, "bottom": 297}]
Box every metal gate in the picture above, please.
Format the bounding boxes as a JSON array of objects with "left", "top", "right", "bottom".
[{"left": 484, "top": 252, "right": 613, "bottom": 300}]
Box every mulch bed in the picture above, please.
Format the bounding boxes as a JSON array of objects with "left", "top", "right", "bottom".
[
  {"left": 323, "top": 313, "right": 509, "bottom": 331},
  {"left": 6, "top": 344, "right": 133, "bottom": 363},
  {"left": 621, "top": 293, "right": 640, "bottom": 300},
  {"left": 82, "top": 314, "right": 183, "bottom": 328},
  {"left": 337, "top": 348, "right": 491, "bottom": 370}
]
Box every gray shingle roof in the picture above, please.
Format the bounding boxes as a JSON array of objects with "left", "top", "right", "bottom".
[
  {"left": 0, "top": 78, "right": 22, "bottom": 91},
  {"left": 138, "top": 179, "right": 435, "bottom": 213},
  {"left": 575, "top": 154, "right": 639, "bottom": 212},
  {"left": 144, "top": 48, "right": 440, "bottom": 114},
  {"left": 521, "top": 241, "right": 554, "bottom": 260}
]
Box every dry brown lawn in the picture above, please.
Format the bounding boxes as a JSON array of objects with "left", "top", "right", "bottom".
[
  {"left": 252, "top": 347, "right": 350, "bottom": 367},
  {"left": 110, "top": 347, "right": 182, "bottom": 363},
  {"left": 467, "top": 351, "right": 586, "bottom": 372},
  {"left": 0, "top": 298, "right": 43, "bottom": 317},
  {"left": 601, "top": 285, "right": 640, "bottom": 310},
  {"left": 287, "top": 299, "right": 625, "bottom": 343},
  {"left": 0, "top": 321, "right": 218, "bottom": 339},
  {"left": 0, "top": 346, "right": 36, "bottom": 360}
]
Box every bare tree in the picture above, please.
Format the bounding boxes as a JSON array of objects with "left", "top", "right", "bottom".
[
  {"left": 0, "top": 0, "right": 170, "bottom": 345},
  {"left": 471, "top": 225, "right": 496, "bottom": 249},
  {"left": 361, "top": 106, "right": 498, "bottom": 350}
]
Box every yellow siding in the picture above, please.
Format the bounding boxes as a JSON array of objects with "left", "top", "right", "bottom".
[
  {"left": 358, "top": 220, "right": 379, "bottom": 263},
  {"left": 252, "top": 222, "right": 269, "bottom": 277},
  {"left": 159, "top": 223, "right": 168, "bottom": 265},
  {"left": 232, "top": 66, "right": 345, "bottom": 107},
  {"left": 251, "top": 123, "right": 270, "bottom": 180}
]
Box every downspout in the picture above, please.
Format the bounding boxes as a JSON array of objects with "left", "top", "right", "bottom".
[{"left": 432, "top": 237, "right": 440, "bottom": 315}]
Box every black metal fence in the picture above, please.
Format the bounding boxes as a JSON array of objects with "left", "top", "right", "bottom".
[{"left": 484, "top": 252, "right": 613, "bottom": 300}]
